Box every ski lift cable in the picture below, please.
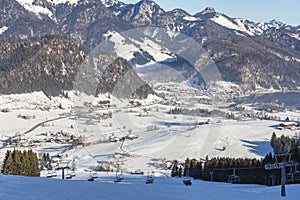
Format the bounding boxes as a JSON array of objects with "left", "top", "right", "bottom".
[{"left": 202, "top": 166, "right": 265, "bottom": 172}]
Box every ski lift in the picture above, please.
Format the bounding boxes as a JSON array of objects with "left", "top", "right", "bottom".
[
  {"left": 70, "top": 171, "right": 76, "bottom": 177},
  {"left": 66, "top": 173, "right": 72, "bottom": 179},
  {"left": 228, "top": 169, "right": 240, "bottom": 184},
  {"left": 91, "top": 172, "right": 98, "bottom": 179},
  {"left": 114, "top": 171, "right": 123, "bottom": 183},
  {"left": 145, "top": 172, "right": 154, "bottom": 184},
  {"left": 65, "top": 168, "right": 72, "bottom": 179},
  {"left": 51, "top": 171, "right": 57, "bottom": 177},
  {"left": 183, "top": 169, "right": 192, "bottom": 186},
  {"left": 88, "top": 177, "right": 95, "bottom": 181},
  {"left": 118, "top": 171, "right": 124, "bottom": 180},
  {"left": 183, "top": 178, "right": 192, "bottom": 186},
  {"left": 46, "top": 171, "right": 53, "bottom": 178}
]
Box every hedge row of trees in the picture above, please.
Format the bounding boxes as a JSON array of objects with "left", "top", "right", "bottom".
[
  {"left": 182, "top": 132, "right": 300, "bottom": 185},
  {"left": 181, "top": 154, "right": 284, "bottom": 185},
  {"left": 2, "top": 149, "right": 40, "bottom": 176}
]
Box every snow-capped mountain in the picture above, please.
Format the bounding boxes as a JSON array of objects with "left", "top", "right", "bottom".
[
  {"left": 257, "top": 19, "right": 288, "bottom": 31},
  {"left": 114, "top": 0, "right": 165, "bottom": 26},
  {"left": 193, "top": 8, "right": 263, "bottom": 36},
  {"left": 0, "top": 0, "right": 300, "bottom": 95}
]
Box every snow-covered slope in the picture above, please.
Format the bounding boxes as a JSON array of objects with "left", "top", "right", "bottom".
[
  {"left": 1, "top": 90, "right": 298, "bottom": 175},
  {"left": 103, "top": 30, "right": 175, "bottom": 63},
  {"left": 210, "top": 14, "right": 263, "bottom": 36},
  {"left": 16, "top": 0, "right": 53, "bottom": 18},
  {"left": 1, "top": 174, "right": 300, "bottom": 200},
  {"left": 0, "top": 26, "right": 8, "bottom": 35},
  {"left": 257, "top": 19, "right": 288, "bottom": 31},
  {"left": 15, "top": 0, "right": 79, "bottom": 18},
  {"left": 102, "top": 0, "right": 123, "bottom": 7}
]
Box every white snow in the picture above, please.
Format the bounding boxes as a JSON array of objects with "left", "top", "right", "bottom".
[
  {"left": 16, "top": 0, "right": 53, "bottom": 18},
  {"left": 0, "top": 91, "right": 73, "bottom": 110},
  {"left": 257, "top": 19, "right": 287, "bottom": 31},
  {"left": 46, "top": 0, "right": 79, "bottom": 5},
  {"left": 102, "top": 0, "right": 121, "bottom": 8},
  {"left": 16, "top": 0, "right": 79, "bottom": 18},
  {"left": 1, "top": 174, "right": 300, "bottom": 200},
  {"left": 288, "top": 33, "right": 300, "bottom": 40},
  {"left": 103, "top": 31, "right": 141, "bottom": 60},
  {"left": 183, "top": 16, "right": 199, "bottom": 22},
  {"left": 0, "top": 26, "right": 8, "bottom": 35},
  {"left": 104, "top": 31, "right": 174, "bottom": 63},
  {"left": 1, "top": 90, "right": 298, "bottom": 175},
  {"left": 211, "top": 15, "right": 262, "bottom": 36}
]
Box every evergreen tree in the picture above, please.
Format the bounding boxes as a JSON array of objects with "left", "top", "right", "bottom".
[
  {"left": 12, "top": 149, "right": 22, "bottom": 175},
  {"left": 271, "top": 132, "right": 276, "bottom": 148},
  {"left": 171, "top": 160, "right": 178, "bottom": 177},
  {"left": 2, "top": 150, "right": 13, "bottom": 174}
]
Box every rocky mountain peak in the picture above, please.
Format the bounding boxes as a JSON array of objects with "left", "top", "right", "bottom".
[{"left": 200, "top": 7, "right": 216, "bottom": 15}]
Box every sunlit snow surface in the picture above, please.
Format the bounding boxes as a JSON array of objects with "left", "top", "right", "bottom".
[{"left": 1, "top": 174, "right": 299, "bottom": 200}]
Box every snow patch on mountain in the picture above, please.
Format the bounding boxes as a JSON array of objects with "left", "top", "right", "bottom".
[
  {"left": 183, "top": 16, "right": 199, "bottom": 22},
  {"left": 104, "top": 30, "right": 174, "bottom": 63},
  {"left": 48, "top": 0, "right": 79, "bottom": 5},
  {"left": 103, "top": 31, "right": 140, "bottom": 60},
  {"left": 257, "top": 19, "right": 287, "bottom": 31},
  {"left": 102, "top": 0, "right": 123, "bottom": 7},
  {"left": 16, "top": 0, "right": 79, "bottom": 18},
  {"left": 211, "top": 15, "right": 262, "bottom": 36},
  {"left": 16, "top": 0, "right": 53, "bottom": 18},
  {"left": 0, "top": 26, "right": 8, "bottom": 35},
  {"left": 288, "top": 33, "right": 300, "bottom": 40}
]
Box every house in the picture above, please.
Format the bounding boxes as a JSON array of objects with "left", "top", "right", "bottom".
[{"left": 279, "top": 122, "right": 297, "bottom": 129}]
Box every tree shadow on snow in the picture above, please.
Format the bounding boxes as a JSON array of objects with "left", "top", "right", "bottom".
[{"left": 241, "top": 139, "right": 271, "bottom": 157}]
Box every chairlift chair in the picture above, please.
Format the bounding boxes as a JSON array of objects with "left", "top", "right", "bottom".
[
  {"left": 183, "top": 178, "right": 192, "bottom": 186},
  {"left": 89, "top": 171, "right": 98, "bottom": 179},
  {"left": 145, "top": 172, "right": 154, "bottom": 184},
  {"left": 51, "top": 171, "right": 57, "bottom": 177},
  {"left": 46, "top": 171, "right": 53, "bottom": 178},
  {"left": 66, "top": 174, "right": 72, "bottom": 179},
  {"left": 92, "top": 172, "right": 98, "bottom": 179},
  {"left": 88, "top": 177, "right": 95, "bottom": 181},
  {"left": 114, "top": 172, "right": 123, "bottom": 183},
  {"left": 183, "top": 169, "right": 192, "bottom": 186},
  {"left": 70, "top": 171, "right": 76, "bottom": 177}
]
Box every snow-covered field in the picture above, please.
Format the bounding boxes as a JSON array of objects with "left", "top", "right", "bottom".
[
  {"left": 0, "top": 85, "right": 299, "bottom": 199},
  {"left": 0, "top": 89, "right": 299, "bottom": 174},
  {"left": 1, "top": 173, "right": 300, "bottom": 200}
]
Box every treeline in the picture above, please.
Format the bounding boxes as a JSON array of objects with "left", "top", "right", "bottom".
[
  {"left": 271, "top": 132, "right": 300, "bottom": 162},
  {"left": 181, "top": 132, "right": 300, "bottom": 185},
  {"left": 1, "top": 149, "right": 40, "bottom": 176},
  {"left": 180, "top": 154, "right": 284, "bottom": 185}
]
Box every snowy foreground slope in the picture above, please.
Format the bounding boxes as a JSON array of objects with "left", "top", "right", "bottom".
[{"left": 1, "top": 174, "right": 300, "bottom": 200}]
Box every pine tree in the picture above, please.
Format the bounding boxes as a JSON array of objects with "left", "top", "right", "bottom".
[
  {"left": 271, "top": 132, "right": 277, "bottom": 148},
  {"left": 171, "top": 160, "right": 178, "bottom": 177},
  {"left": 12, "top": 149, "right": 22, "bottom": 175},
  {"left": 2, "top": 150, "right": 14, "bottom": 174}
]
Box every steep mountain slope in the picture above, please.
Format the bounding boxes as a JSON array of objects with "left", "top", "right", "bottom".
[
  {"left": 0, "top": 0, "right": 58, "bottom": 40},
  {"left": 0, "top": 34, "right": 153, "bottom": 98},
  {"left": 181, "top": 19, "right": 300, "bottom": 90},
  {"left": 0, "top": 34, "right": 85, "bottom": 96},
  {"left": 58, "top": 0, "right": 132, "bottom": 49},
  {"left": 0, "top": 0, "right": 299, "bottom": 95}
]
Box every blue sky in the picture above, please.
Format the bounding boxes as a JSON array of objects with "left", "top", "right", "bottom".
[{"left": 121, "top": 0, "right": 299, "bottom": 25}]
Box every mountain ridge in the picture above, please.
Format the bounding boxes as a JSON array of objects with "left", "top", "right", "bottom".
[{"left": 0, "top": 0, "right": 299, "bottom": 96}]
